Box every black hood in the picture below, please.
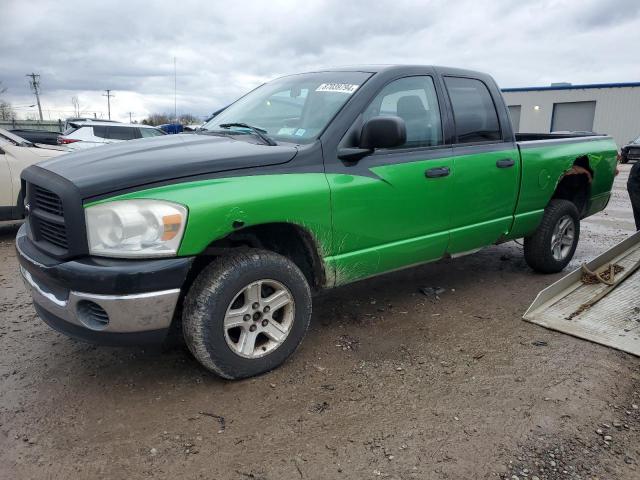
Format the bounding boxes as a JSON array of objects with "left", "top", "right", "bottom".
[{"left": 36, "top": 134, "right": 298, "bottom": 198}]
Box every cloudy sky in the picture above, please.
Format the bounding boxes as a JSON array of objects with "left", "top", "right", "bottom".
[{"left": 2, "top": 0, "right": 639, "bottom": 123}]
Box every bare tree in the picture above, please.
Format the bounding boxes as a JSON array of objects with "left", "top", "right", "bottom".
[
  {"left": 0, "top": 82, "right": 15, "bottom": 120},
  {"left": 143, "top": 113, "right": 172, "bottom": 126},
  {"left": 0, "top": 101, "right": 15, "bottom": 121},
  {"left": 178, "top": 113, "right": 199, "bottom": 124},
  {"left": 143, "top": 112, "right": 200, "bottom": 126}
]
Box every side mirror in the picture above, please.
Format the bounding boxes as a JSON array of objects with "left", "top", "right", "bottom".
[
  {"left": 337, "top": 116, "right": 407, "bottom": 162},
  {"left": 360, "top": 116, "right": 407, "bottom": 149}
]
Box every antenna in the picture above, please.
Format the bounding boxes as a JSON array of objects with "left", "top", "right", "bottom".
[
  {"left": 26, "top": 73, "right": 44, "bottom": 122},
  {"left": 103, "top": 89, "right": 114, "bottom": 119}
]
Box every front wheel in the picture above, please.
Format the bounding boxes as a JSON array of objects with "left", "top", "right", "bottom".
[
  {"left": 524, "top": 199, "right": 580, "bottom": 273},
  {"left": 182, "top": 249, "right": 312, "bottom": 379}
]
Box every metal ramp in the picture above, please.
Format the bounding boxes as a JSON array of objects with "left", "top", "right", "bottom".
[{"left": 524, "top": 231, "right": 640, "bottom": 356}]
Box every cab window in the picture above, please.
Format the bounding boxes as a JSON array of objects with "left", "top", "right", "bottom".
[
  {"left": 444, "top": 76, "right": 501, "bottom": 143},
  {"left": 363, "top": 76, "right": 443, "bottom": 148}
]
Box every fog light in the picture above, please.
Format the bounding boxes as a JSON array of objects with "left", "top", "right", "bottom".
[{"left": 76, "top": 300, "right": 110, "bottom": 330}]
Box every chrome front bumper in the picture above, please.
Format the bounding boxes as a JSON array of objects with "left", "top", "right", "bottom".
[{"left": 20, "top": 265, "right": 181, "bottom": 334}]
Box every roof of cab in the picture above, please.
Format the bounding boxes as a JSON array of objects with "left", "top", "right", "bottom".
[{"left": 302, "top": 64, "right": 489, "bottom": 78}]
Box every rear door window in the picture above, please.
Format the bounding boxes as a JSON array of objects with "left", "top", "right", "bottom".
[
  {"left": 444, "top": 77, "right": 501, "bottom": 143},
  {"left": 140, "top": 128, "right": 165, "bottom": 138},
  {"left": 107, "top": 126, "right": 139, "bottom": 140}
]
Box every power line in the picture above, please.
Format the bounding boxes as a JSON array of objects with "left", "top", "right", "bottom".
[
  {"left": 26, "top": 73, "right": 43, "bottom": 122},
  {"left": 102, "top": 89, "right": 114, "bottom": 119}
]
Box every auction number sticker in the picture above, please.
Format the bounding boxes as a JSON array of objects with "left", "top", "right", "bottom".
[{"left": 315, "top": 83, "right": 359, "bottom": 94}]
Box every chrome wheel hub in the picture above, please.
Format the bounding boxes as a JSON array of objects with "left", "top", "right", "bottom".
[
  {"left": 223, "top": 279, "right": 294, "bottom": 359},
  {"left": 551, "top": 215, "right": 575, "bottom": 261}
]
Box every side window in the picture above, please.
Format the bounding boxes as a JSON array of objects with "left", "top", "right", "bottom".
[
  {"left": 444, "top": 77, "right": 501, "bottom": 143},
  {"left": 107, "top": 126, "right": 138, "bottom": 140},
  {"left": 92, "top": 126, "right": 108, "bottom": 139},
  {"left": 363, "top": 76, "right": 443, "bottom": 148},
  {"left": 140, "top": 128, "right": 164, "bottom": 138}
]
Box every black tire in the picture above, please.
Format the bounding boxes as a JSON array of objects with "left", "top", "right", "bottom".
[
  {"left": 524, "top": 199, "right": 580, "bottom": 274},
  {"left": 182, "top": 249, "right": 312, "bottom": 379}
]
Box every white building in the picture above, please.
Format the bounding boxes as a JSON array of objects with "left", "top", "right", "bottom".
[{"left": 501, "top": 82, "right": 640, "bottom": 147}]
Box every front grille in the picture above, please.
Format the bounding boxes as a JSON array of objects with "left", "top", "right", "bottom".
[
  {"left": 33, "top": 185, "right": 64, "bottom": 216},
  {"left": 27, "top": 182, "right": 70, "bottom": 253},
  {"left": 38, "top": 217, "right": 69, "bottom": 249}
]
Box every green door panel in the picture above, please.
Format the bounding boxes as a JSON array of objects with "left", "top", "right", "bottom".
[
  {"left": 447, "top": 145, "right": 520, "bottom": 253},
  {"left": 326, "top": 149, "right": 454, "bottom": 285}
]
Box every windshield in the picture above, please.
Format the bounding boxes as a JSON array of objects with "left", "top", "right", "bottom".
[{"left": 202, "top": 71, "right": 371, "bottom": 144}]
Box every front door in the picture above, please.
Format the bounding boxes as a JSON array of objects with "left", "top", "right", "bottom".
[
  {"left": 442, "top": 76, "right": 520, "bottom": 254},
  {"left": 326, "top": 75, "right": 454, "bottom": 285}
]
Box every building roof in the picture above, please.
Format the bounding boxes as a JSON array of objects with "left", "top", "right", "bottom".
[{"left": 502, "top": 82, "right": 640, "bottom": 93}]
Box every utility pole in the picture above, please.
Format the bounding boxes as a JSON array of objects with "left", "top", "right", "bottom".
[
  {"left": 102, "top": 89, "right": 114, "bottom": 119},
  {"left": 26, "top": 73, "right": 43, "bottom": 122},
  {"left": 127, "top": 111, "right": 133, "bottom": 123},
  {"left": 174, "top": 57, "right": 177, "bottom": 124}
]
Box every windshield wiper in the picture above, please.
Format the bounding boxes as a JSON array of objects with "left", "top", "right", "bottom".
[{"left": 219, "top": 123, "right": 277, "bottom": 146}]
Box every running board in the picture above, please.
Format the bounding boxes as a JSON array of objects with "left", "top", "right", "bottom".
[{"left": 523, "top": 231, "right": 640, "bottom": 356}]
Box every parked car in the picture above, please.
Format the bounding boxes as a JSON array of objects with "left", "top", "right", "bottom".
[
  {"left": 0, "top": 128, "right": 66, "bottom": 220},
  {"left": 158, "top": 123, "right": 184, "bottom": 134},
  {"left": 620, "top": 135, "right": 640, "bottom": 163},
  {"left": 58, "top": 121, "right": 166, "bottom": 150},
  {"left": 18, "top": 65, "right": 617, "bottom": 379},
  {"left": 62, "top": 117, "right": 120, "bottom": 132},
  {"left": 9, "top": 128, "right": 60, "bottom": 146}
]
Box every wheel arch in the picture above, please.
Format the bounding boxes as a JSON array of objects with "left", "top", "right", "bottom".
[
  {"left": 551, "top": 155, "right": 593, "bottom": 217},
  {"left": 188, "top": 222, "right": 327, "bottom": 292}
]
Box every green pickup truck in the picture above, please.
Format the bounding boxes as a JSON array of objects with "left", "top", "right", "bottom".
[{"left": 17, "top": 65, "right": 617, "bottom": 379}]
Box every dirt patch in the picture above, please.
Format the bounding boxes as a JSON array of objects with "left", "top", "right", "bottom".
[{"left": 0, "top": 166, "right": 639, "bottom": 479}]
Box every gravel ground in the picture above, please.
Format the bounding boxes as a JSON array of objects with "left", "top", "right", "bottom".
[{"left": 0, "top": 165, "right": 638, "bottom": 480}]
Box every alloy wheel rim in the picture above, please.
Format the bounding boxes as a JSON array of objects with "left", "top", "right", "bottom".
[
  {"left": 223, "top": 279, "right": 295, "bottom": 359},
  {"left": 550, "top": 215, "right": 575, "bottom": 261}
]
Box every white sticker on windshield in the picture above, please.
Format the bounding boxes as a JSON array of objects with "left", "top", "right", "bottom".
[{"left": 315, "top": 83, "right": 359, "bottom": 94}]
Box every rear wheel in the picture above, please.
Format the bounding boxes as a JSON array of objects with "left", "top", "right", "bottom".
[
  {"left": 182, "top": 249, "right": 312, "bottom": 379},
  {"left": 524, "top": 199, "right": 580, "bottom": 273}
]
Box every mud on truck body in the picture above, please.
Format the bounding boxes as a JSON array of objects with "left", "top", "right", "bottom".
[{"left": 17, "top": 65, "right": 617, "bottom": 378}]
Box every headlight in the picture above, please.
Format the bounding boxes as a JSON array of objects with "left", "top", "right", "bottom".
[{"left": 85, "top": 200, "right": 187, "bottom": 258}]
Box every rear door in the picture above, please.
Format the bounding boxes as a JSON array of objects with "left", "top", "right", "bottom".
[{"left": 442, "top": 75, "right": 519, "bottom": 253}]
